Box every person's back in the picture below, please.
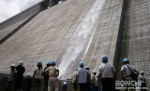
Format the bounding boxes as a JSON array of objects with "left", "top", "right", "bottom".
[
  {"left": 44, "top": 66, "right": 49, "bottom": 79},
  {"left": 9, "top": 64, "right": 17, "bottom": 82},
  {"left": 121, "top": 64, "right": 136, "bottom": 78},
  {"left": 46, "top": 66, "right": 58, "bottom": 77},
  {"left": 71, "top": 71, "right": 78, "bottom": 83},
  {"left": 121, "top": 58, "right": 138, "bottom": 81},
  {"left": 78, "top": 68, "right": 87, "bottom": 83},
  {"left": 6, "top": 64, "right": 16, "bottom": 91},
  {"left": 98, "top": 55, "right": 115, "bottom": 91},
  {"left": 77, "top": 62, "right": 87, "bottom": 91},
  {"left": 26, "top": 73, "right": 32, "bottom": 91},
  {"left": 121, "top": 58, "right": 138, "bottom": 91},
  {"left": 138, "top": 74, "right": 146, "bottom": 85},
  {"left": 44, "top": 61, "right": 59, "bottom": 91},
  {"left": 16, "top": 65, "right": 25, "bottom": 76},
  {"left": 10, "top": 71, "right": 17, "bottom": 81},
  {"left": 8, "top": 69, "right": 17, "bottom": 90},
  {"left": 43, "top": 61, "right": 51, "bottom": 91},
  {"left": 15, "top": 61, "right": 25, "bottom": 91},
  {"left": 26, "top": 76, "right": 32, "bottom": 87},
  {"left": 85, "top": 66, "right": 91, "bottom": 91},
  {"left": 71, "top": 69, "right": 78, "bottom": 91},
  {"left": 34, "top": 67, "right": 43, "bottom": 79},
  {"left": 99, "top": 63, "right": 115, "bottom": 78},
  {"left": 91, "top": 74, "right": 96, "bottom": 84},
  {"left": 91, "top": 71, "right": 98, "bottom": 91},
  {"left": 33, "top": 60, "right": 43, "bottom": 91},
  {"left": 62, "top": 82, "right": 67, "bottom": 91},
  {"left": 138, "top": 71, "right": 147, "bottom": 91}
]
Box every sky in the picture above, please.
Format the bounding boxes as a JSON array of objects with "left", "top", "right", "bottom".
[{"left": 0, "top": 0, "right": 43, "bottom": 23}]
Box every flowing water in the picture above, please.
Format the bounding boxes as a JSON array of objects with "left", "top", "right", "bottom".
[{"left": 58, "top": 0, "right": 107, "bottom": 80}]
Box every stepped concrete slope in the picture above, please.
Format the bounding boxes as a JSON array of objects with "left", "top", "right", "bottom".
[
  {"left": 0, "top": 0, "right": 96, "bottom": 74},
  {"left": 0, "top": 0, "right": 150, "bottom": 88}
]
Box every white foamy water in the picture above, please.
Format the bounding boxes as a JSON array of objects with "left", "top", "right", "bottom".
[{"left": 58, "top": 0, "right": 106, "bottom": 79}]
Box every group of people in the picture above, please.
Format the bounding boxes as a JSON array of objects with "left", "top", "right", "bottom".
[
  {"left": 6, "top": 55, "right": 148, "bottom": 91},
  {"left": 70, "top": 62, "right": 101, "bottom": 91},
  {"left": 70, "top": 55, "right": 148, "bottom": 91},
  {"left": 6, "top": 60, "right": 59, "bottom": 91},
  {"left": 70, "top": 55, "right": 115, "bottom": 91},
  {"left": 6, "top": 61, "right": 25, "bottom": 91}
]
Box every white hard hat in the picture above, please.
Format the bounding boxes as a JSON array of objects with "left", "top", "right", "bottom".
[
  {"left": 63, "top": 82, "right": 67, "bottom": 85},
  {"left": 10, "top": 64, "right": 16, "bottom": 67},
  {"left": 18, "top": 61, "right": 23, "bottom": 65}
]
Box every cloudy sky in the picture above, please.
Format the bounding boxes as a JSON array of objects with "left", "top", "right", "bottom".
[{"left": 0, "top": 0, "right": 43, "bottom": 23}]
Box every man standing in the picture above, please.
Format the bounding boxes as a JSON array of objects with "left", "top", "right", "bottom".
[
  {"left": 77, "top": 62, "right": 87, "bottom": 91},
  {"left": 33, "top": 60, "right": 43, "bottom": 91},
  {"left": 15, "top": 61, "right": 25, "bottom": 91},
  {"left": 62, "top": 82, "right": 67, "bottom": 91},
  {"left": 6, "top": 64, "right": 16, "bottom": 91},
  {"left": 85, "top": 66, "right": 91, "bottom": 91},
  {"left": 138, "top": 71, "right": 148, "bottom": 91},
  {"left": 98, "top": 55, "right": 115, "bottom": 91},
  {"left": 121, "top": 58, "right": 138, "bottom": 91},
  {"left": 91, "top": 71, "right": 98, "bottom": 91},
  {"left": 70, "top": 69, "right": 78, "bottom": 91},
  {"left": 43, "top": 61, "right": 51, "bottom": 91},
  {"left": 25, "top": 73, "right": 32, "bottom": 91},
  {"left": 44, "top": 61, "right": 59, "bottom": 91}
]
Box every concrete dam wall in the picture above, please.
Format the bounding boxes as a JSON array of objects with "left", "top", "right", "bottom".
[{"left": 0, "top": 0, "right": 150, "bottom": 89}]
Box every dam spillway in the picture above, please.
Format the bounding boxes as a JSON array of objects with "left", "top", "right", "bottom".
[
  {"left": 58, "top": 0, "right": 106, "bottom": 79},
  {"left": 0, "top": 0, "right": 150, "bottom": 89}
]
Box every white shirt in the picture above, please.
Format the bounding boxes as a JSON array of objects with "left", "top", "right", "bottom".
[
  {"left": 34, "top": 67, "right": 43, "bottom": 79},
  {"left": 77, "top": 68, "right": 87, "bottom": 83},
  {"left": 99, "top": 63, "right": 115, "bottom": 78},
  {"left": 121, "top": 64, "right": 136, "bottom": 77}
]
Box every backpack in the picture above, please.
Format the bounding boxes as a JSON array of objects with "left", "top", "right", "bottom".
[
  {"left": 47, "top": 66, "right": 58, "bottom": 77},
  {"left": 126, "top": 65, "right": 138, "bottom": 81}
]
